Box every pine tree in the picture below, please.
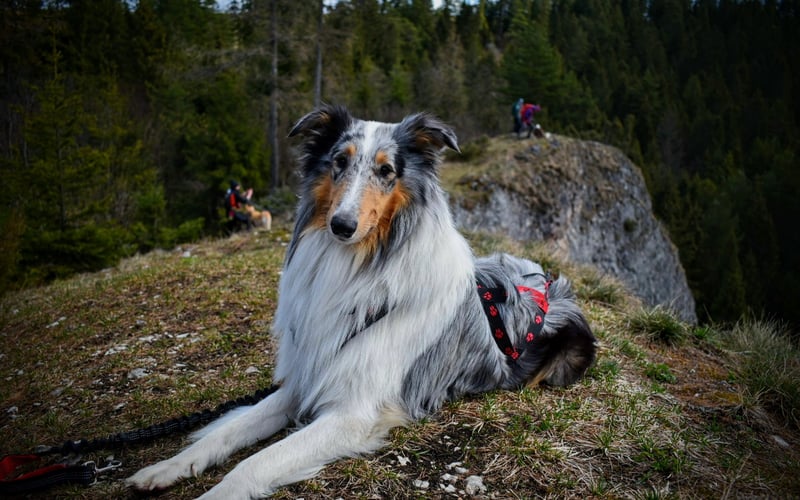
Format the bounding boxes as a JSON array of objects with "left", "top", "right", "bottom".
[
  {"left": 502, "top": 1, "right": 598, "bottom": 132},
  {"left": 502, "top": 4, "right": 562, "bottom": 108},
  {"left": 18, "top": 64, "right": 128, "bottom": 280}
]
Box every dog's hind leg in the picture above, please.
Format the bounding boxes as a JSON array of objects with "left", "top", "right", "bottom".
[
  {"left": 195, "top": 407, "right": 404, "bottom": 500},
  {"left": 126, "top": 388, "right": 294, "bottom": 492}
]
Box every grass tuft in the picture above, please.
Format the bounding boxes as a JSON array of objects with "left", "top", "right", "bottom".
[
  {"left": 575, "top": 269, "right": 627, "bottom": 305},
  {"left": 721, "top": 318, "right": 800, "bottom": 428},
  {"left": 644, "top": 362, "right": 677, "bottom": 384},
  {"left": 628, "top": 306, "right": 688, "bottom": 345}
]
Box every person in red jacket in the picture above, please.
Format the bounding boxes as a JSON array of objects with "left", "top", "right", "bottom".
[
  {"left": 520, "top": 103, "right": 542, "bottom": 138},
  {"left": 224, "top": 180, "right": 253, "bottom": 231}
]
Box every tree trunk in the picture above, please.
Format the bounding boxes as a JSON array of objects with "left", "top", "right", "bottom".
[
  {"left": 269, "top": 0, "right": 279, "bottom": 192},
  {"left": 314, "top": 0, "right": 323, "bottom": 107}
]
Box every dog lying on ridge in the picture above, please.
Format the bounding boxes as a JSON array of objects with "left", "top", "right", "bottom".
[{"left": 127, "top": 105, "right": 596, "bottom": 499}]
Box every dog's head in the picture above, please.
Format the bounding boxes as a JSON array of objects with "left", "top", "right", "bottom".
[{"left": 289, "top": 105, "right": 459, "bottom": 253}]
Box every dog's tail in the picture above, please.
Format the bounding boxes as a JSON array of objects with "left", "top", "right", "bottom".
[{"left": 520, "top": 276, "right": 596, "bottom": 387}]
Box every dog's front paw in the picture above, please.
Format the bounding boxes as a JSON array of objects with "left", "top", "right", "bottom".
[
  {"left": 195, "top": 479, "right": 271, "bottom": 500},
  {"left": 125, "top": 458, "right": 199, "bottom": 492},
  {"left": 194, "top": 465, "right": 274, "bottom": 500}
]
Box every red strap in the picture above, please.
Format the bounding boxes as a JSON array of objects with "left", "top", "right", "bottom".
[
  {"left": 1, "top": 454, "right": 75, "bottom": 482},
  {"left": 516, "top": 285, "right": 549, "bottom": 313},
  {"left": 0, "top": 454, "right": 97, "bottom": 494},
  {"left": 1, "top": 454, "right": 49, "bottom": 480},
  {"left": 1, "top": 454, "right": 33, "bottom": 478}
]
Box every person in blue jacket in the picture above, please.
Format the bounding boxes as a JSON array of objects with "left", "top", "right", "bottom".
[{"left": 511, "top": 98, "right": 524, "bottom": 137}]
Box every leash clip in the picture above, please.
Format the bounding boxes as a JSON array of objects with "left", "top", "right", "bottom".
[{"left": 84, "top": 459, "right": 122, "bottom": 484}]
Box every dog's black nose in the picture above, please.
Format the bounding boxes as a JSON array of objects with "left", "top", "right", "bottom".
[{"left": 330, "top": 215, "right": 357, "bottom": 239}]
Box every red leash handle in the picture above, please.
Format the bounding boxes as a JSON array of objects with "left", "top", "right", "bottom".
[{"left": 0, "top": 454, "right": 120, "bottom": 495}]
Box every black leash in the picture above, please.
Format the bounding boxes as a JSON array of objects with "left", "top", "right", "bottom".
[{"left": 0, "top": 384, "right": 279, "bottom": 495}]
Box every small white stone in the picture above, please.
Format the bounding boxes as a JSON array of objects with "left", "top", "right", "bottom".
[
  {"left": 127, "top": 368, "right": 149, "bottom": 380},
  {"left": 772, "top": 434, "right": 790, "bottom": 448},
  {"left": 441, "top": 473, "right": 458, "bottom": 484},
  {"left": 412, "top": 479, "right": 429, "bottom": 489},
  {"left": 465, "top": 476, "right": 487, "bottom": 495},
  {"left": 396, "top": 455, "right": 411, "bottom": 466},
  {"left": 105, "top": 344, "right": 128, "bottom": 355}
]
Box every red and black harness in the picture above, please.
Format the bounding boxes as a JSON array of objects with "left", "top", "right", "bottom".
[{"left": 476, "top": 276, "right": 551, "bottom": 360}]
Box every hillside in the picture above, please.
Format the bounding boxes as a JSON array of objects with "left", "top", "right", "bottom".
[{"left": 1, "top": 224, "right": 798, "bottom": 499}]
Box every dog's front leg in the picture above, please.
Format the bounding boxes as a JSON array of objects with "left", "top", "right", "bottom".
[
  {"left": 126, "top": 388, "right": 293, "bottom": 492},
  {"left": 195, "top": 409, "right": 393, "bottom": 500}
]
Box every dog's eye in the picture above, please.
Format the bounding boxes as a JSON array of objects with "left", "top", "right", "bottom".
[
  {"left": 379, "top": 164, "right": 394, "bottom": 178},
  {"left": 334, "top": 155, "right": 348, "bottom": 170}
]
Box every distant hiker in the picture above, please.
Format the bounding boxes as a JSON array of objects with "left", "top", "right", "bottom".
[
  {"left": 224, "top": 180, "right": 253, "bottom": 232},
  {"left": 511, "top": 98, "right": 524, "bottom": 137},
  {"left": 521, "top": 103, "right": 542, "bottom": 138}
]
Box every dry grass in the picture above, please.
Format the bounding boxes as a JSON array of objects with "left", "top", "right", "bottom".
[{"left": 1, "top": 227, "right": 799, "bottom": 499}]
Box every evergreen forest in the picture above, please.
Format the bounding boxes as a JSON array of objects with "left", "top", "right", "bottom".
[{"left": 1, "top": 0, "right": 798, "bottom": 335}]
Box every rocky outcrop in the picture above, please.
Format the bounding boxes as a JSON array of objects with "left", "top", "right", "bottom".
[{"left": 447, "top": 135, "right": 697, "bottom": 324}]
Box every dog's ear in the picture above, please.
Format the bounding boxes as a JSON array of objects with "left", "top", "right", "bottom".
[
  {"left": 288, "top": 105, "right": 352, "bottom": 140},
  {"left": 397, "top": 113, "right": 460, "bottom": 154}
]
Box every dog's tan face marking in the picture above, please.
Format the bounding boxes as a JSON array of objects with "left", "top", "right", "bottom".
[
  {"left": 375, "top": 150, "right": 389, "bottom": 168},
  {"left": 356, "top": 180, "right": 410, "bottom": 254},
  {"left": 309, "top": 175, "right": 335, "bottom": 232}
]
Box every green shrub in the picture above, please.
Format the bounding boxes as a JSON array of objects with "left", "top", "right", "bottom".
[
  {"left": 21, "top": 223, "right": 131, "bottom": 283},
  {"left": 258, "top": 187, "right": 298, "bottom": 217},
  {"left": 159, "top": 218, "right": 205, "bottom": 249},
  {"left": 0, "top": 208, "right": 25, "bottom": 293}
]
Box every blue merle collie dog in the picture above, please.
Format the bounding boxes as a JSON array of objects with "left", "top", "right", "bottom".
[{"left": 127, "top": 105, "right": 596, "bottom": 499}]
